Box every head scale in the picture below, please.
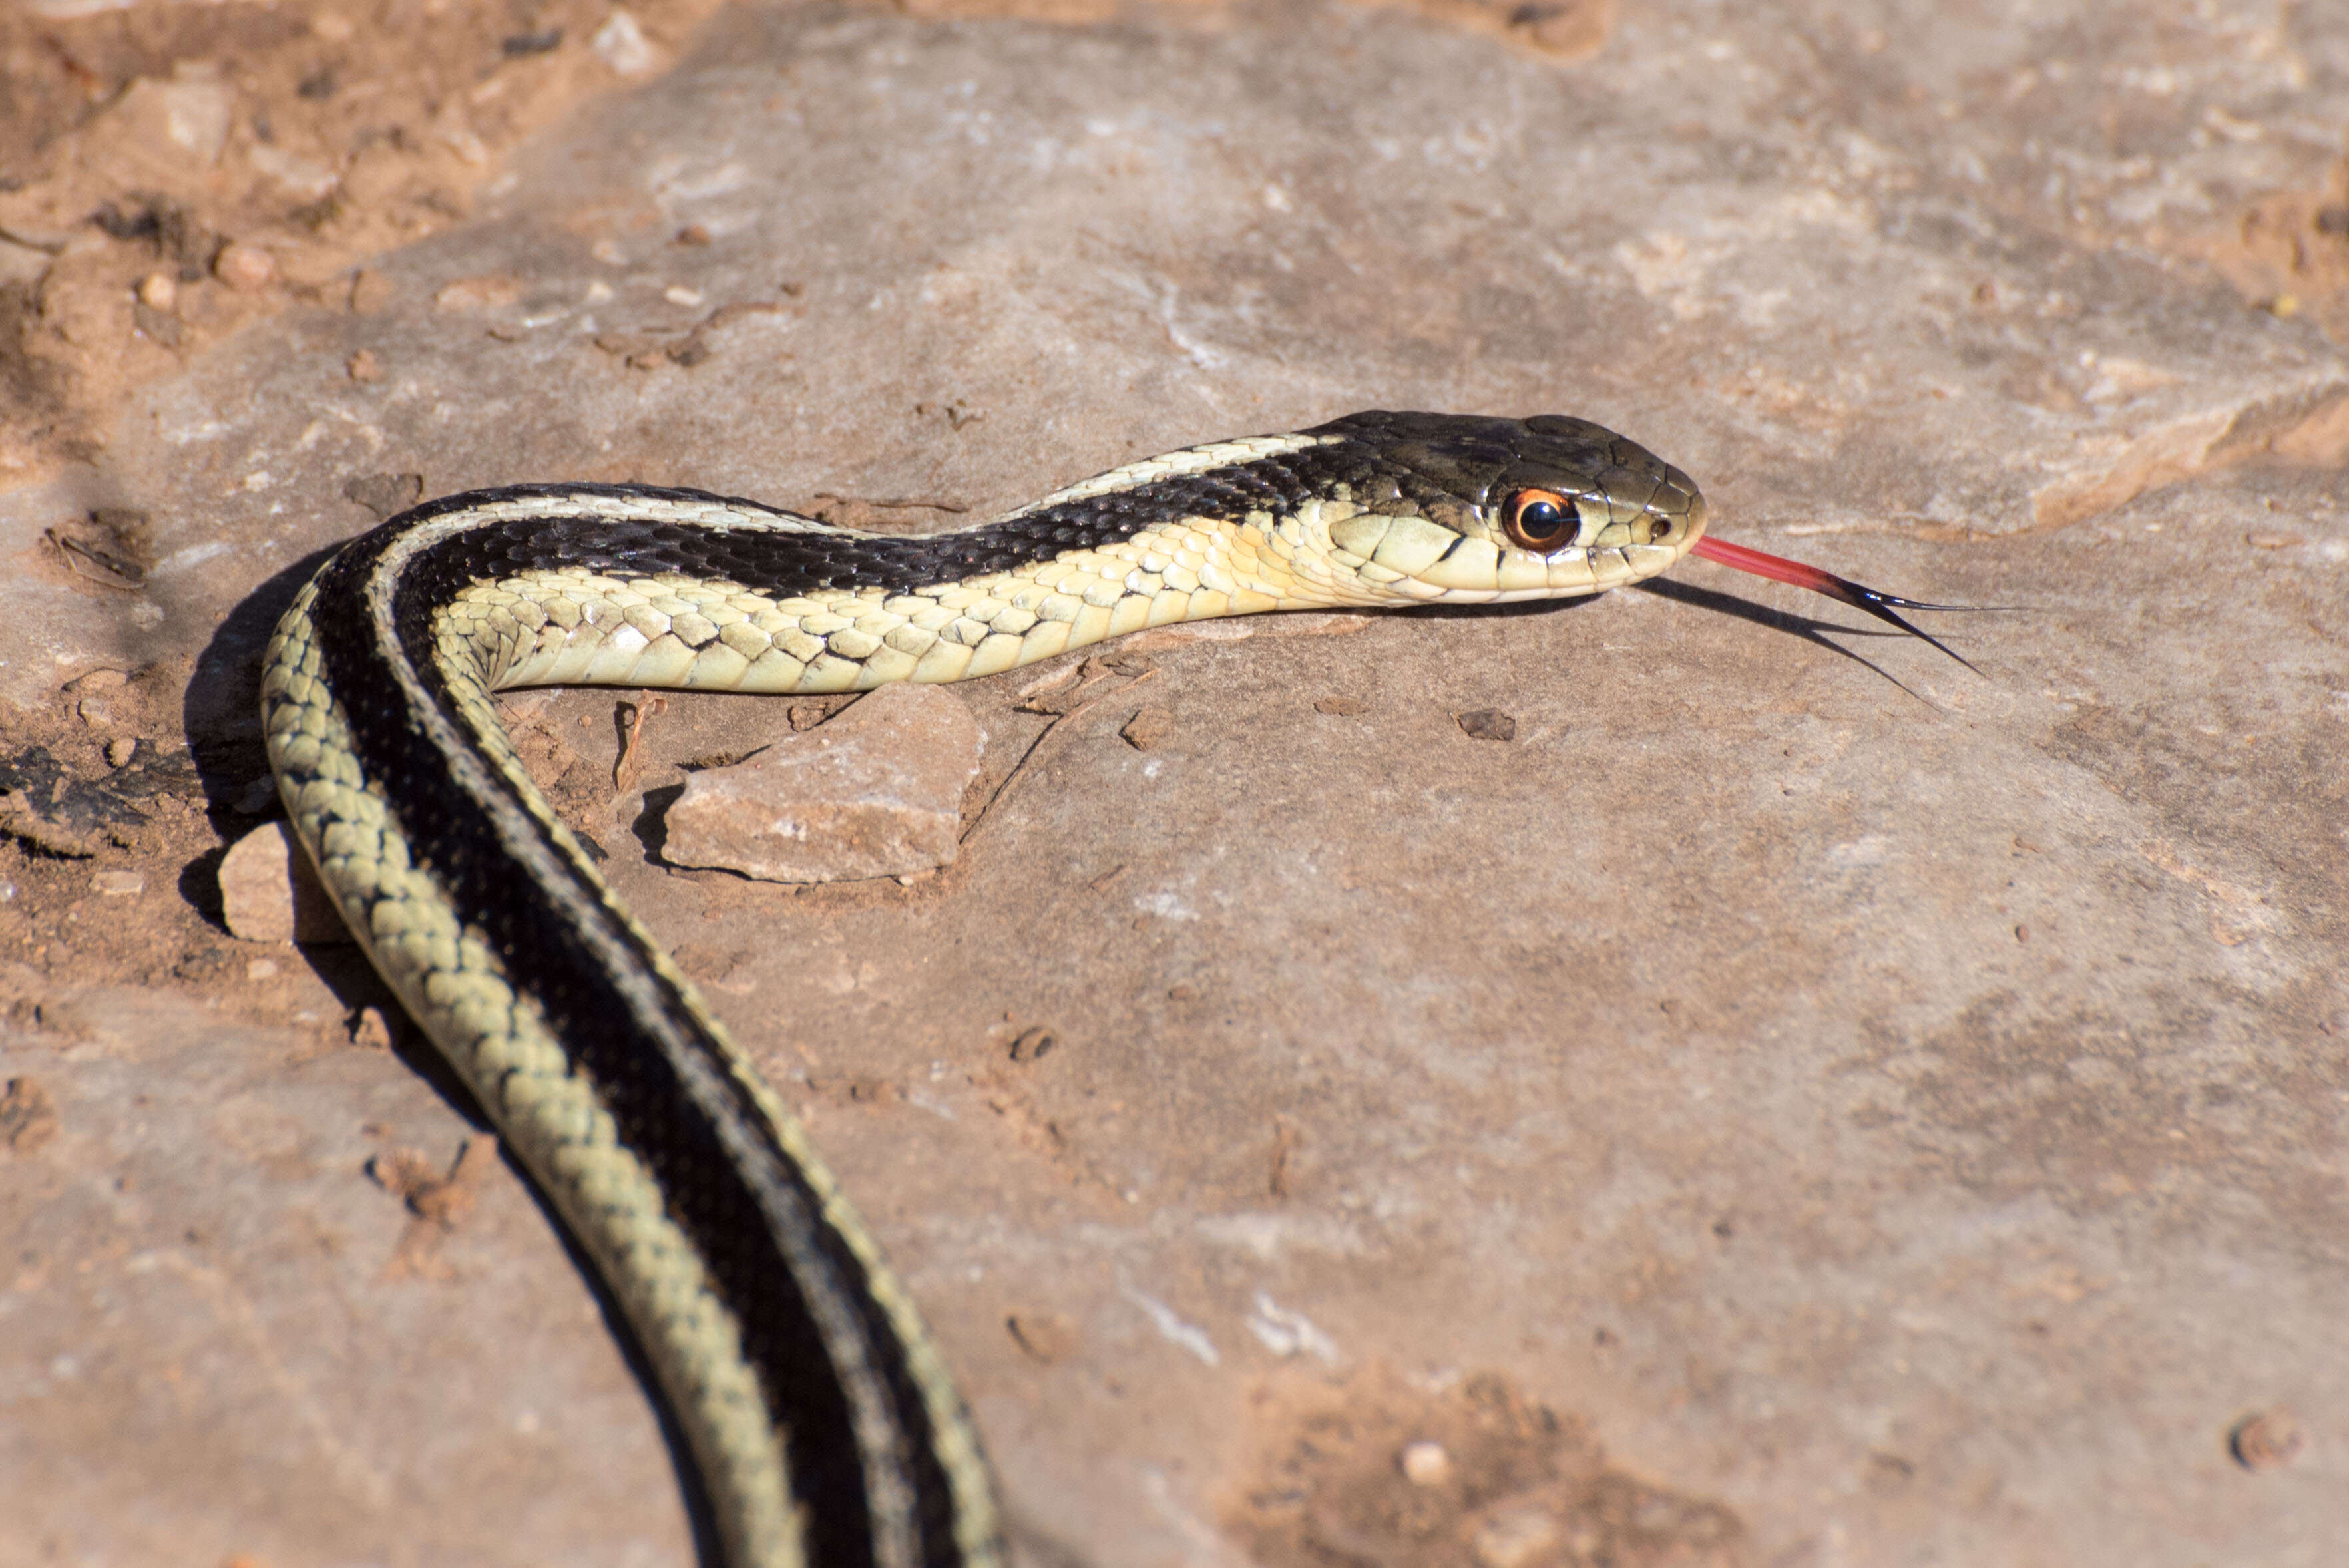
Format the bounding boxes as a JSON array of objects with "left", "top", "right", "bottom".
[{"left": 1298, "top": 411, "right": 1708, "bottom": 603}]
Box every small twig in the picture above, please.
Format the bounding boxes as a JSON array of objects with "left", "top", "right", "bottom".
[
  {"left": 43, "top": 529, "right": 146, "bottom": 591},
  {"left": 1269, "top": 1115, "right": 1300, "bottom": 1200},
  {"left": 612, "top": 693, "right": 669, "bottom": 795}
]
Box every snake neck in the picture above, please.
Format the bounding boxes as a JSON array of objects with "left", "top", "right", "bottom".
[{"left": 424, "top": 498, "right": 1388, "bottom": 699}]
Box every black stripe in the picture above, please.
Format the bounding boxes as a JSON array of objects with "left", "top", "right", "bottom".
[
  {"left": 306, "top": 520, "right": 961, "bottom": 1566},
  {"left": 292, "top": 410, "right": 1697, "bottom": 1566},
  {"left": 378, "top": 414, "right": 1692, "bottom": 600},
  {"left": 351, "top": 417, "right": 1548, "bottom": 600},
  {"left": 377, "top": 470, "right": 1327, "bottom": 601}
]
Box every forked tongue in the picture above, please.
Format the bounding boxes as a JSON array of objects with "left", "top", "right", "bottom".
[{"left": 1689, "top": 535, "right": 1986, "bottom": 674}]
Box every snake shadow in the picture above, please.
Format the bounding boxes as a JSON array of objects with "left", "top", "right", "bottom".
[
  {"left": 182, "top": 543, "right": 1942, "bottom": 1568},
  {"left": 1632, "top": 574, "right": 1970, "bottom": 696},
  {"left": 1392, "top": 576, "right": 1951, "bottom": 694},
  {"left": 182, "top": 544, "right": 340, "bottom": 809},
  {"left": 369, "top": 1019, "right": 729, "bottom": 1563},
  {"left": 191, "top": 546, "right": 730, "bottom": 1565}
]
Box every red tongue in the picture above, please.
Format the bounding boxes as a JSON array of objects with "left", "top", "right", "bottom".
[
  {"left": 1691, "top": 535, "right": 1854, "bottom": 596},
  {"left": 1687, "top": 534, "right": 1984, "bottom": 672}
]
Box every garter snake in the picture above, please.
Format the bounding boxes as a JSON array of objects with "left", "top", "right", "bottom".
[{"left": 260, "top": 410, "right": 1964, "bottom": 1567}]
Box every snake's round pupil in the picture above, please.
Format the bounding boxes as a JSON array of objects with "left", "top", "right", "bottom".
[
  {"left": 1649, "top": 518, "right": 1670, "bottom": 543},
  {"left": 1506, "top": 493, "right": 1572, "bottom": 550}
]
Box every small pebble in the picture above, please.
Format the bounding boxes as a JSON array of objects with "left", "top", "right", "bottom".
[
  {"left": 105, "top": 738, "right": 136, "bottom": 768},
  {"left": 349, "top": 267, "right": 395, "bottom": 315},
  {"left": 1007, "top": 1026, "right": 1057, "bottom": 1064},
  {"left": 675, "top": 223, "right": 712, "bottom": 246},
  {"left": 1005, "top": 1312, "right": 1080, "bottom": 1363},
  {"left": 1398, "top": 1439, "right": 1454, "bottom": 1487},
  {"left": 343, "top": 471, "right": 424, "bottom": 521},
  {"left": 245, "top": 958, "right": 280, "bottom": 980},
  {"left": 592, "top": 9, "right": 658, "bottom": 74},
  {"left": 91, "top": 869, "right": 144, "bottom": 897},
  {"left": 1314, "top": 695, "right": 1368, "bottom": 716},
  {"left": 2230, "top": 1407, "right": 2304, "bottom": 1471},
  {"left": 349, "top": 1006, "right": 395, "bottom": 1050},
  {"left": 136, "top": 271, "right": 177, "bottom": 311},
  {"left": 213, "top": 242, "right": 276, "bottom": 292},
  {"left": 1472, "top": 1507, "right": 1560, "bottom": 1568},
  {"left": 1121, "top": 707, "right": 1177, "bottom": 751},
  {"left": 1456, "top": 709, "right": 1517, "bottom": 741},
  {"left": 664, "top": 285, "right": 705, "bottom": 307},
  {"left": 65, "top": 668, "right": 127, "bottom": 694},
  {"left": 220, "top": 821, "right": 350, "bottom": 944},
  {"left": 347, "top": 348, "right": 383, "bottom": 383},
  {"left": 434, "top": 275, "right": 522, "bottom": 312}
]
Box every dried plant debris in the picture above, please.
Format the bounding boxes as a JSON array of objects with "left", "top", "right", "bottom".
[
  {"left": 0, "top": 743, "right": 200, "bottom": 857},
  {"left": 43, "top": 510, "right": 151, "bottom": 591},
  {"left": 369, "top": 1135, "right": 502, "bottom": 1279}
]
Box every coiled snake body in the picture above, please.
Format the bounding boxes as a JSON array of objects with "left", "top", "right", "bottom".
[{"left": 262, "top": 411, "right": 1956, "bottom": 1567}]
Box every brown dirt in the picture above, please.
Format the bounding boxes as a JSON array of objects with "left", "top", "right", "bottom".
[
  {"left": 0, "top": 0, "right": 737, "bottom": 477},
  {"left": 2183, "top": 152, "right": 2349, "bottom": 347},
  {"left": 1229, "top": 1368, "right": 1746, "bottom": 1568},
  {"left": 0, "top": 0, "right": 1616, "bottom": 481}
]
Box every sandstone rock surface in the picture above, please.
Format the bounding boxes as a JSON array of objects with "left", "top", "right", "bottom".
[
  {"left": 662, "top": 684, "right": 985, "bottom": 882},
  {"left": 0, "top": 2, "right": 2344, "bottom": 1566}
]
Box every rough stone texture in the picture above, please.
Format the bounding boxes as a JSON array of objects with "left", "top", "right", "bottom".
[
  {"left": 663, "top": 683, "right": 986, "bottom": 882},
  {"left": 218, "top": 819, "right": 349, "bottom": 945},
  {"left": 0, "top": 3, "right": 2346, "bottom": 1567},
  {"left": 0, "top": 0, "right": 737, "bottom": 475}
]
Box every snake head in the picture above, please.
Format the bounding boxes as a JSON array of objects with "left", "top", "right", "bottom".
[{"left": 1303, "top": 411, "right": 1708, "bottom": 602}]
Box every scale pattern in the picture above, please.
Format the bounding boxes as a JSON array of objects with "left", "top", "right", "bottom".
[{"left": 258, "top": 413, "right": 1705, "bottom": 1568}]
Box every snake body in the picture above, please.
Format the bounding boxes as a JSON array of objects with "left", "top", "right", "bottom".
[{"left": 260, "top": 411, "right": 1707, "bottom": 1566}]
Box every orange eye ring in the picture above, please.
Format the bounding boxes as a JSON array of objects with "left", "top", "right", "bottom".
[{"left": 1502, "top": 489, "right": 1578, "bottom": 552}]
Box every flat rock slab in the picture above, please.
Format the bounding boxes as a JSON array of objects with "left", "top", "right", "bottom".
[
  {"left": 664, "top": 683, "right": 986, "bottom": 881},
  {"left": 0, "top": 3, "right": 2344, "bottom": 1567}
]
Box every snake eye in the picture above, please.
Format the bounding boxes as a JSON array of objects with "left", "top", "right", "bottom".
[
  {"left": 1502, "top": 489, "right": 1577, "bottom": 552},
  {"left": 1648, "top": 518, "right": 1671, "bottom": 543}
]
